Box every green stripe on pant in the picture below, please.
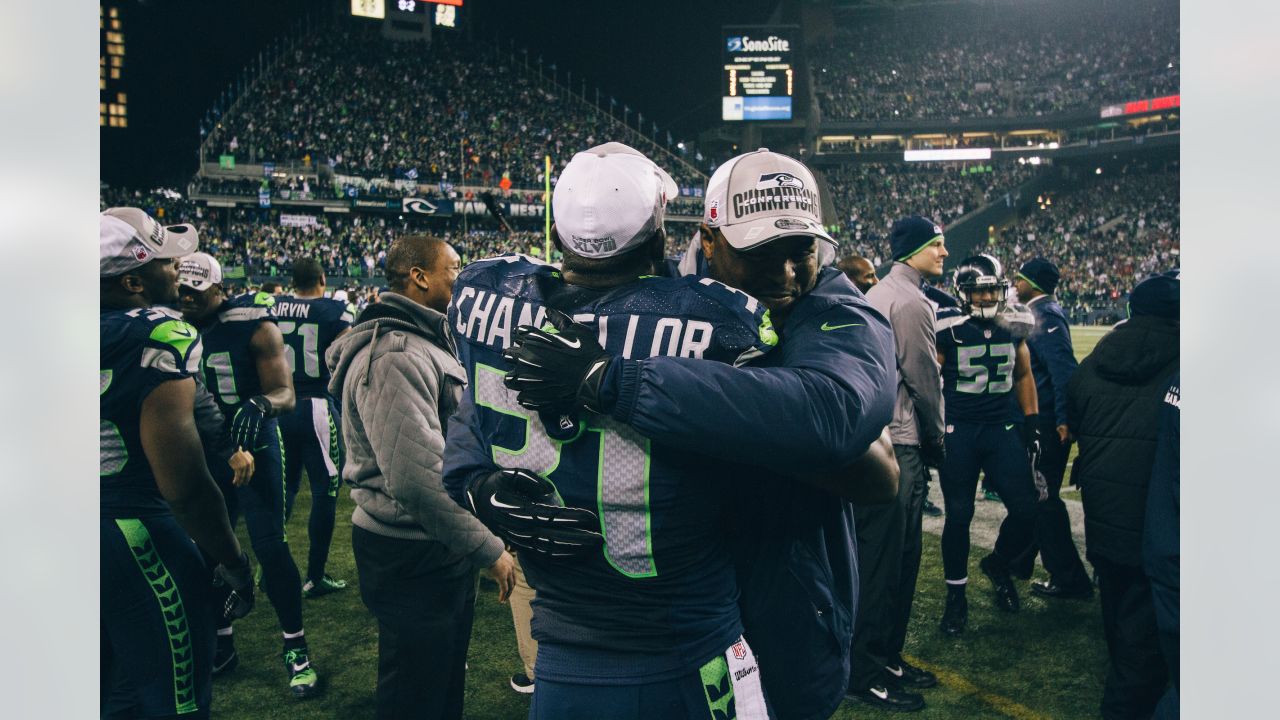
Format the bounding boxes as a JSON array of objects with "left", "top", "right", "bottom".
[{"left": 114, "top": 518, "right": 199, "bottom": 715}]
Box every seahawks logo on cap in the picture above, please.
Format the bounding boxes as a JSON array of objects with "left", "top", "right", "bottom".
[
  {"left": 756, "top": 172, "right": 804, "bottom": 190},
  {"left": 774, "top": 218, "right": 809, "bottom": 230}
]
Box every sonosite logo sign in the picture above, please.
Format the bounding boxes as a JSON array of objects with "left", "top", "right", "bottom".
[{"left": 725, "top": 35, "right": 791, "bottom": 54}]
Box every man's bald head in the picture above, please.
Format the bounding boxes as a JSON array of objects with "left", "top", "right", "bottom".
[{"left": 838, "top": 255, "right": 879, "bottom": 294}]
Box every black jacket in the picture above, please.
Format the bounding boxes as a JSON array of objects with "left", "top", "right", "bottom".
[{"left": 1067, "top": 315, "right": 1179, "bottom": 567}]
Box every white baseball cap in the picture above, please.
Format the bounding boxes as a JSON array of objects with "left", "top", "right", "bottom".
[
  {"left": 552, "top": 142, "right": 679, "bottom": 258},
  {"left": 178, "top": 252, "right": 224, "bottom": 291},
  {"left": 703, "top": 149, "right": 835, "bottom": 251},
  {"left": 100, "top": 207, "right": 199, "bottom": 277}
]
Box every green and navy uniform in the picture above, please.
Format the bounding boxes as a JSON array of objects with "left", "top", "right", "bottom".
[
  {"left": 196, "top": 291, "right": 303, "bottom": 634},
  {"left": 443, "top": 255, "right": 774, "bottom": 720},
  {"left": 935, "top": 304, "right": 1038, "bottom": 582},
  {"left": 275, "top": 294, "right": 353, "bottom": 583},
  {"left": 101, "top": 306, "right": 215, "bottom": 718}
]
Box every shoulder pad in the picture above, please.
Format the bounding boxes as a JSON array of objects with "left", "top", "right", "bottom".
[
  {"left": 690, "top": 276, "right": 778, "bottom": 351},
  {"left": 935, "top": 305, "right": 968, "bottom": 331},
  {"left": 221, "top": 292, "right": 275, "bottom": 323},
  {"left": 252, "top": 291, "right": 276, "bottom": 308},
  {"left": 342, "top": 303, "right": 356, "bottom": 323},
  {"left": 142, "top": 318, "right": 202, "bottom": 374},
  {"left": 999, "top": 303, "right": 1036, "bottom": 339}
]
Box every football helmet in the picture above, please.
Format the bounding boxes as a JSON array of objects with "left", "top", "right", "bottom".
[{"left": 953, "top": 254, "right": 1008, "bottom": 320}]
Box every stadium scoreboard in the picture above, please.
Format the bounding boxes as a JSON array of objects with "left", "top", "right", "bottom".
[{"left": 722, "top": 26, "right": 798, "bottom": 121}]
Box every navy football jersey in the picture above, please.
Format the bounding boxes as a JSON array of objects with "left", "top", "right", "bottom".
[
  {"left": 196, "top": 291, "right": 277, "bottom": 418},
  {"left": 936, "top": 304, "right": 1034, "bottom": 424},
  {"left": 273, "top": 295, "right": 353, "bottom": 398},
  {"left": 445, "top": 254, "right": 776, "bottom": 676},
  {"left": 101, "top": 306, "right": 203, "bottom": 518}
]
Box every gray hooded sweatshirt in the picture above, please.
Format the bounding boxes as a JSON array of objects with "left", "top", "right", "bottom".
[{"left": 326, "top": 292, "right": 503, "bottom": 570}]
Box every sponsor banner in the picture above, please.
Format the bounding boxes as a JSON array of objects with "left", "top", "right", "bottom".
[
  {"left": 262, "top": 162, "right": 276, "bottom": 177},
  {"left": 280, "top": 213, "right": 319, "bottom": 228},
  {"left": 903, "top": 148, "right": 992, "bottom": 162},
  {"left": 402, "top": 197, "right": 454, "bottom": 216},
  {"left": 352, "top": 199, "right": 399, "bottom": 211},
  {"left": 258, "top": 189, "right": 271, "bottom": 208}
]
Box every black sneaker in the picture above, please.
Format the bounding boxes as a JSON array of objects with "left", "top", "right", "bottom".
[
  {"left": 1030, "top": 579, "right": 1094, "bottom": 600},
  {"left": 212, "top": 634, "right": 238, "bottom": 676},
  {"left": 980, "top": 554, "right": 1020, "bottom": 613},
  {"left": 922, "top": 498, "right": 943, "bottom": 517},
  {"left": 939, "top": 589, "right": 967, "bottom": 636},
  {"left": 510, "top": 672, "right": 534, "bottom": 694},
  {"left": 886, "top": 656, "right": 937, "bottom": 689},
  {"left": 847, "top": 683, "right": 925, "bottom": 711}
]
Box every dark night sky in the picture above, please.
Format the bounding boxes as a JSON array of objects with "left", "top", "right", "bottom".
[{"left": 102, "top": 0, "right": 784, "bottom": 188}]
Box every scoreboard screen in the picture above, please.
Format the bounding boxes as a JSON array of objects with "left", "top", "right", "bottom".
[{"left": 722, "top": 26, "right": 797, "bottom": 121}]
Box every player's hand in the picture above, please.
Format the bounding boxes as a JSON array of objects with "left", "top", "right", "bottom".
[
  {"left": 1022, "top": 415, "right": 1042, "bottom": 457},
  {"left": 503, "top": 308, "right": 613, "bottom": 414},
  {"left": 484, "top": 550, "right": 517, "bottom": 604},
  {"left": 228, "top": 448, "right": 255, "bottom": 487},
  {"left": 467, "top": 468, "right": 603, "bottom": 559},
  {"left": 1056, "top": 424, "right": 1071, "bottom": 445},
  {"left": 213, "top": 551, "right": 255, "bottom": 621},
  {"left": 920, "top": 436, "right": 946, "bottom": 469},
  {"left": 230, "top": 395, "right": 272, "bottom": 452}
]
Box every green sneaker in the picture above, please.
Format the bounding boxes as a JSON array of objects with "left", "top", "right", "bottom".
[
  {"left": 284, "top": 646, "right": 320, "bottom": 698},
  {"left": 302, "top": 575, "right": 347, "bottom": 598}
]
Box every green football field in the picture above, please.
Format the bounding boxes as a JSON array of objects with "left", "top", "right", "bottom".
[{"left": 209, "top": 326, "right": 1115, "bottom": 719}]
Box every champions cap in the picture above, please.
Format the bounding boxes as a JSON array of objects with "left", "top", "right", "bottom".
[
  {"left": 178, "top": 252, "right": 224, "bottom": 291},
  {"left": 100, "top": 207, "right": 199, "bottom": 277},
  {"left": 552, "top": 142, "right": 679, "bottom": 259},
  {"left": 703, "top": 148, "right": 835, "bottom": 251}
]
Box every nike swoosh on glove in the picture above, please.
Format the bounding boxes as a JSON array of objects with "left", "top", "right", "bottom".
[
  {"left": 230, "top": 395, "right": 272, "bottom": 451},
  {"left": 503, "top": 308, "right": 613, "bottom": 414},
  {"left": 467, "top": 468, "right": 603, "bottom": 559},
  {"left": 213, "top": 552, "right": 256, "bottom": 620}
]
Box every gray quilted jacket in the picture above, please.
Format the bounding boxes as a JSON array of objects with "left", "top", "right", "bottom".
[{"left": 326, "top": 293, "right": 503, "bottom": 570}]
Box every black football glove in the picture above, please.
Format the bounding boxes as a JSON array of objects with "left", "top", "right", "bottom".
[
  {"left": 1022, "top": 414, "right": 1042, "bottom": 467},
  {"left": 230, "top": 395, "right": 272, "bottom": 451},
  {"left": 920, "top": 435, "right": 946, "bottom": 469},
  {"left": 503, "top": 308, "right": 612, "bottom": 414},
  {"left": 212, "top": 551, "right": 255, "bottom": 621},
  {"left": 467, "top": 468, "right": 603, "bottom": 559}
]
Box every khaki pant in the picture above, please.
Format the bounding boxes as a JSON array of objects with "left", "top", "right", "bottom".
[{"left": 510, "top": 555, "right": 537, "bottom": 678}]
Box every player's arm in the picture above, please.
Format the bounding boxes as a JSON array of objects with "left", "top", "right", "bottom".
[
  {"left": 141, "top": 377, "right": 242, "bottom": 565},
  {"left": 895, "top": 300, "right": 945, "bottom": 444},
  {"left": 806, "top": 427, "right": 898, "bottom": 503},
  {"left": 1013, "top": 339, "right": 1039, "bottom": 417},
  {"left": 250, "top": 321, "right": 295, "bottom": 414},
  {"left": 1040, "top": 313, "right": 1078, "bottom": 438},
  {"left": 610, "top": 302, "right": 896, "bottom": 475}
]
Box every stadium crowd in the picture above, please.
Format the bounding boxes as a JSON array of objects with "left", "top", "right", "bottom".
[
  {"left": 813, "top": 1, "right": 1179, "bottom": 121},
  {"left": 200, "top": 27, "right": 706, "bottom": 193},
  {"left": 825, "top": 161, "right": 1040, "bottom": 263},
  {"left": 985, "top": 161, "right": 1180, "bottom": 322}
]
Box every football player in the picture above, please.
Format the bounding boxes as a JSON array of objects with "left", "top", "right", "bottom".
[
  {"left": 444, "top": 144, "right": 791, "bottom": 719},
  {"left": 178, "top": 253, "right": 319, "bottom": 697},
  {"left": 100, "top": 208, "right": 254, "bottom": 718},
  {"left": 460, "top": 148, "right": 898, "bottom": 719},
  {"left": 935, "top": 254, "right": 1042, "bottom": 636},
  {"left": 276, "top": 258, "right": 354, "bottom": 598}
]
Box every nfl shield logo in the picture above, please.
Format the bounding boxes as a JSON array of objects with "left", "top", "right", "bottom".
[
  {"left": 709, "top": 200, "right": 719, "bottom": 221},
  {"left": 732, "top": 642, "right": 746, "bottom": 660},
  {"left": 983, "top": 329, "right": 993, "bottom": 339}
]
